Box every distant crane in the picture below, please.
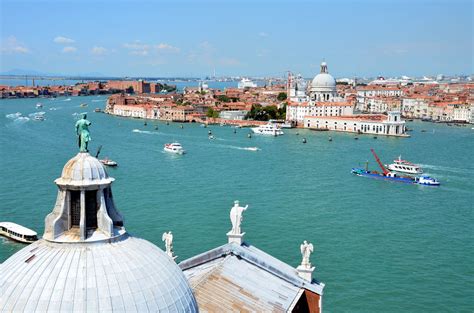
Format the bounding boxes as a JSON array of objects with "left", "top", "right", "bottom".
[{"left": 370, "top": 148, "right": 389, "bottom": 176}]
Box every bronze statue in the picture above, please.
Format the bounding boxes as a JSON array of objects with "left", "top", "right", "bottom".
[{"left": 75, "top": 113, "right": 91, "bottom": 152}]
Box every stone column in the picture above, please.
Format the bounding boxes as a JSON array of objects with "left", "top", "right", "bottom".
[{"left": 80, "top": 190, "right": 86, "bottom": 241}]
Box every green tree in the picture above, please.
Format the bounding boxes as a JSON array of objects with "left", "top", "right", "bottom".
[
  {"left": 277, "top": 92, "right": 287, "bottom": 101},
  {"left": 206, "top": 107, "right": 219, "bottom": 118},
  {"left": 217, "top": 95, "right": 231, "bottom": 103}
]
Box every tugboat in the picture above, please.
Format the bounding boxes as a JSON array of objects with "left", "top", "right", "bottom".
[
  {"left": 351, "top": 149, "right": 440, "bottom": 186},
  {"left": 164, "top": 142, "right": 186, "bottom": 154}
]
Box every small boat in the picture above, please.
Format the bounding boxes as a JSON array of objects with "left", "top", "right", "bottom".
[
  {"left": 36, "top": 103, "right": 43, "bottom": 109},
  {"left": 164, "top": 142, "right": 186, "bottom": 154},
  {"left": 328, "top": 136, "right": 332, "bottom": 142},
  {"left": 251, "top": 123, "right": 284, "bottom": 136},
  {"left": 144, "top": 121, "right": 147, "bottom": 126},
  {"left": 208, "top": 135, "right": 215, "bottom": 140},
  {"left": 373, "top": 136, "right": 377, "bottom": 139},
  {"left": 386, "top": 156, "right": 422, "bottom": 174},
  {"left": 80, "top": 103, "right": 88, "bottom": 107},
  {"left": 155, "top": 126, "right": 159, "bottom": 130},
  {"left": 0, "top": 222, "right": 38, "bottom": 243},
  {"left": 94, "top": 108, "right": 102, "bottom": 113},
  {"left": 302, "top": 138, "right": 307, "bottom": 143},
  {"left": 247, "top": 133, "right": 252, "bottom": 138},
  {"left": 421, "top": 129, "right": 427, "bottom": 132},
  {"left": 100, "top": 158, "right": 118, "bottom": 167},
  {"left": 414, "top": 175, "right": 440, "bottom": 186},
  {"left": 34, "top": 115, "right": 45, "bottom": 121},
  {"left": 243, "top": 147, "right": 259, "bottom": 151},
  {"left": 354, "top": 137, "right": 359, "bottom": 140}
]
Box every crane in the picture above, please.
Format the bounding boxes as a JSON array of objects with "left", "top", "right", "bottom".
[{"left": 370, "top": 148, "right": 390, "bottom": 176}]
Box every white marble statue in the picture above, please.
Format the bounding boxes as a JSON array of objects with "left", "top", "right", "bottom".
[
  {"left": 300, "top": 240, "right": 314, "bottom": 268},
  {"left": 162, "top": 231, "right": 174, "bottom": 258},
  {"left": 229, "top": 200, "right": 248, "bottom": 235}
]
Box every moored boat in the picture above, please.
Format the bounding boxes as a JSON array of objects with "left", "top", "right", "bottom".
[
  {"left": 164, "top": 142, "right": 186, "bottom": 154},
  {"left": 36, "top": 103, "right": 43, "bottom": 109},
  {"left": 0, "top": 222, "right": 38, "bottom": 243},
  {"left": 251, "top": 123, "right": 284, "bottom": 136}
]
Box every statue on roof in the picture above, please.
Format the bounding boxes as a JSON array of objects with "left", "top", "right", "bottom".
[
  {"left": 300, "top": 240, "right": 314, "bottom": 268},
  {"left": 75, "top": 113, "right": 91, "bottom": 152},
  {"left": 162, "top": 231, "right": 174, "bottom": 258},
  {"left": 229, "top": 200, "right": 248, "bottom": 235}
]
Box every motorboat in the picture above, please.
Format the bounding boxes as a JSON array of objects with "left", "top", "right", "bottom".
[
  {"left": 243, "top": 147, "right": 259, "bottom": 151},
  {"left": 34, "top": 115, "right": 45, "bottom": 121},
  {"left": 251, "top": 123, "right": 284, "bottom": 136},
  {"left": 164, "top": 142, "right": 186, "bottom": 154},
  {"left": 36, "top": 103, "right": 43, "bottom": 109},
  {"left": 386, "top": 156, "right": 422, "bottom": 174},
  {"left": 100, "top": 158, "right": 118, "bottom": 167},
  {"left": 414, "top": 175, "right": 440, "bottom": 186},
  {"left": 94, "top": 108, "right": 102, "bottom": 113},
  {"left": 80, "top": 103, "right": 88, "bottom": 107},
  {"left": 0, "top": 222, "right": 38, "bottom": 243}
]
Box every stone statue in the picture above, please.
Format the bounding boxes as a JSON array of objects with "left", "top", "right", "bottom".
[
  {"left": 229, "top": 200, "right": 248, "bottom": 235},
  {"left": 75, "top": 113, "right": 91, "bottom": 152},
  {"left": 162, "top": 231, "right": 174, "bottom": 258},
  {"left": 300, "top": 240, "right": 314, "bottom": 268}
]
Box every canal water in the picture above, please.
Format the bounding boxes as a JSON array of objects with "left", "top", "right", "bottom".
[{"left": 1, "top": 95, "right": 473, "bottom": 312}]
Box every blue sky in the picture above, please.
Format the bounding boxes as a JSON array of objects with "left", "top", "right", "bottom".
[{"left": 0, "top": 0, "right": 472, "bottom": 78}]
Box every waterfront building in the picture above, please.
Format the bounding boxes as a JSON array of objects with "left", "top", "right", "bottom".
[
  {"left": 286, "top": 62, "right": 353, "bottom": 126},
  {"left": 219, "top": 110, "right": 247, "bottom": 120},
  {"left": 304, "top": 111, "right": 408, "bottom": 137}
]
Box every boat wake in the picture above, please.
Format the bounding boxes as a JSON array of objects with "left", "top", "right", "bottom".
[
  {"left": 49, "top": 107, "right": 61, "bottom": 111},
  {"left": 29, "top": 112, "right": 46, "bottom": 117},
  {"left": 6, "top": 112, "right": 22, "bottom": 119},
  {"left": 91, "top": 99, "right": 105, "bottom": 102},
  {"left": 63, "top": 98, "right": 71, "bottom": 102},
  {"left": 132, "top": 129, "right": 156, "bottom": 135},
  {"left": 6, "top": 112, "right": 30, "bottom": 123},
  {"left": 418, "top": 164, "right": 471, "bottom": 174},
  {"left": 214, "top": 144, "right": 260, "bottom": 152}
]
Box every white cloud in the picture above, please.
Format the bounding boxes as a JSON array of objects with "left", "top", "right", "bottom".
[
  {"left": 258, "top": 32, "right": 269, "bottom": 37},
  {"left": 0, "top": 36, "right": 30, "bottom": 54},
  {"left": 62, "top": 46, "right": 77, "bottom": 53},
  {"left": 155, "top": 43, "right": 180, "bottom": 53},
  {"left": 123, "top": 41, "right": 150, "bottom": 56},
  {"left": 54, "top": 36, "right": 75, "bottom": 44},
  {"left": 91, "top": 46, "right": 107, "bottom": 55}
]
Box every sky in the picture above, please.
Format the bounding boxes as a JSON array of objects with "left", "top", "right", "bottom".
[{"left": 0, "top": 0, "right": 472, "bottom": 78}]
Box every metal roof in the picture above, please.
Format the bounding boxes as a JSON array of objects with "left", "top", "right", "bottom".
[
  {"left": 0, "top": 235, "right": 198, "bottom": 312},
  {"left": 179, "top": 242, "right": 324, "bottom": 312}
]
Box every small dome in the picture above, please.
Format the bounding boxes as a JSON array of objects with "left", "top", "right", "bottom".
[
  {"left": 0, "top": 235, "right": 198, "bottom": 312},
  {"left": 55, "top": 152, "right": 114, "bottom": 186}
]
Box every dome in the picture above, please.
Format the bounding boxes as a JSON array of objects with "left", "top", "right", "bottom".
[
  {"left": 0, "top": 235, "right": 198, "bottom": 312},
  {"left": 55, "top": 152, "right": 114, "bottom": 187},
  {"left": 311, "top": 73, "right": 336, "bottom": 89}
]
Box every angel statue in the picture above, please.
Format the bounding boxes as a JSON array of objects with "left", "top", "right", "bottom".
[
  {"left": 229, "top": 200, "right": 248, "bottom": 235},
  {"left": 162, "top": 231, "right": 174, "bottom": 258},
  {"left": 300, "top": 240, "right": 314, "bottom": 268}
]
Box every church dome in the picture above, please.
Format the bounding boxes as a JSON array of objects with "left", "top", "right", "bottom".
[
  {"left": 310, "top": 61, "right": 337, "bottom": 93},
  {"left": 0, "top": 235, "right": 198, "bottom": 312},
  {"left": 55, "top": 152, "right": 114, "bottom": 187}
]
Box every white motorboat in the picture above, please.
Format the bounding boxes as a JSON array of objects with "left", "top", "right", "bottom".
[
  {"left": 164, "top": 142, "right": 186, "bottom": 154},
  {"left": 414, "top": 175, "right": 440, "bottom": 186},
  {"left": 0, "top": 222, "right": 38, "bottom": 243},
  {"left": 386, "top": 156, "right": 422, "bottom": 174},
  {"left": 34, "top": 115, "right": 45, "bottom": 121},
  {"left": 243, "top": 147, "right": 259, "bottom": 151},
  {"left": 36, "top": 103, "right": 43, "bottom": 109},
  {"left": 251, "top": 123, "right": 284, "bottom": 136},
  {"left": 100, "top": 158, "right": 118, "bottom": 167}
]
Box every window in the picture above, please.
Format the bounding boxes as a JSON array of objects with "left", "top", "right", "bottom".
[
  {"left": 85, "top": 190, "right": 98, "bottom": 229},
  {"left": 70, "top": 191, "right": 81, "bottom": 227}
]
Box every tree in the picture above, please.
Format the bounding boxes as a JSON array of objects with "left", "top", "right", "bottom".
[
  {"left": 217, "top": 95, "right": 231, "bottom": 103},
  {"left": 206, "top": 107, "right": 219, "bottom": 118},
  {"left": 277, "top": 92, "right": 287, "bottom": 101}
]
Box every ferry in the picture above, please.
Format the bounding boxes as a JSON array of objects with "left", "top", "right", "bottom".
[
  {"left": 251, "top": 123, "right": 284, "bottom": 136},
  {"left": 0, "top": 222, "right": 38, "bottom": 243},
  {"left": 386, "top": 156, "right": 423, "bottom": 174},
  {"left": 164, "top": 142, "right": 186, "bottom": 154},
  {"left": 100, "top": 158, "right": 118, "bottom": 167},
  {"left": 238, "top": 78, "right": 257, "bottom": 89}
]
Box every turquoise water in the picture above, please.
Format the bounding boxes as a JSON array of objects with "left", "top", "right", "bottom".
[{"left": 1, "top": 96, "right": 473, "bottom": 312}]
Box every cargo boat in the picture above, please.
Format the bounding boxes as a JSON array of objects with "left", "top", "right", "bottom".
[{"left": 351, "top": 149, "right": 440, "bottom": 186}]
